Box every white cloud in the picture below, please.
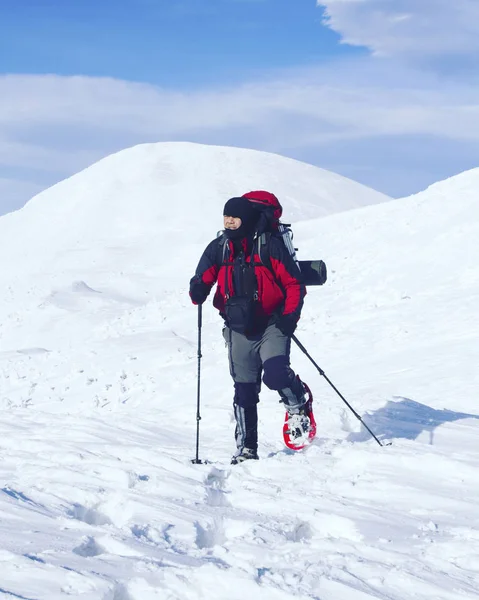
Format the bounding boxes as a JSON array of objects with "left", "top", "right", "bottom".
[
  {"left": 2, "top": 66, "right": 479, "bottom": 144},
  {"left": 319, "top": 0, "right": 479, "bottom": 57}
]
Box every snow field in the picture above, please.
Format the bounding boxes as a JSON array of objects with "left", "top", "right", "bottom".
[{"left": 0, "top": 145, "right": 478, "bottom": 599}]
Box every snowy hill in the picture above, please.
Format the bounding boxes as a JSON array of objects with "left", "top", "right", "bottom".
[
  {"left": 1, "top": 151, "right": 479, "bottom": 600},
  {"left": 0, "top": 141, "right": 390, "bottom": 261},
  {"left": 0, "top": 141, "right": 390, "bottom": 360}
]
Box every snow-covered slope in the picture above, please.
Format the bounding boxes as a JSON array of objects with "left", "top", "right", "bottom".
[
  {"left": 0, "top": 141, "right": 390, "bottom": 356},
  {"left": 1, "top": 156, "right": 478, "bottom": 600},
  {"left": 1, "top": 141, "right": 390, "bottom": 263}
]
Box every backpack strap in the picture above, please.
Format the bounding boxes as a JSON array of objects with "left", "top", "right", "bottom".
[
  {"left": 217, "top": 233, "right": 229, "bottom": 265},
  {"left": 218, "top": 231, "right": 276, "bottom": 273},
  {"left": 217, "top": 234, "right": 231, "bottom": 299},
  {"left": 218, "top": 233, "right": 262, "bottom": 301},
  {"left": 253, "top": 232, "right": 273, "bottom": 272}
]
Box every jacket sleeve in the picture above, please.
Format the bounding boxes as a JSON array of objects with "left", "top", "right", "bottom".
[
  {"left": 189, "top": 238, "right": 220, "bottom": 304},
  {"left": 268, "top": 237, "right": 306, "bottom": 320}
]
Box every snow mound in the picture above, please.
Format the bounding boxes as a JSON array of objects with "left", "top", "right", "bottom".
[
  {"left": 408, "top": 166, "right": 479, "bottom": 199},
  {"left": 0, "top": 142, "right": 390, "bottom": 271},
  {"left": 296, "top": 164, "right": 479, "bottom": 416}
]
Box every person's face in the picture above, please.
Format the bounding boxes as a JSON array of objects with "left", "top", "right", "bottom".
[{"left": 224, "top": 215, "right": 242, "bottom": 230}]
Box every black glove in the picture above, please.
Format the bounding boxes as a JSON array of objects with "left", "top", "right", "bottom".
[
  {"left": 189, "top": 276, "right": 210, "bottom": 305},
  {"left": 276, "top": 314, "right": 298, "bottom": 337}
]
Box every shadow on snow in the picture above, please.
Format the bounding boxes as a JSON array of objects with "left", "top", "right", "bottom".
[{"left": 348, "top": 396, "right": 479, "bottom": 445}]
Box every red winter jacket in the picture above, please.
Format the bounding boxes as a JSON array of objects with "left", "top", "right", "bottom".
[{"left": 190, "top": 234, "right": 306, "bottom": 328}]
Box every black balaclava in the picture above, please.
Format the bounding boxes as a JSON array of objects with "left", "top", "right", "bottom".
[{"left": 223, "top": 197, "right": 259, "bottom": 240}]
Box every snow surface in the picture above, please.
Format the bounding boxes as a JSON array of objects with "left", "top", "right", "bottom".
[{"left": 1, "top": 144, "right": 478, "bottom": 599}]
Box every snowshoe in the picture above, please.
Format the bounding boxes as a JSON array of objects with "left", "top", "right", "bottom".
[{"left": 283, "top": 382, "right": 316, "bottom": 450}]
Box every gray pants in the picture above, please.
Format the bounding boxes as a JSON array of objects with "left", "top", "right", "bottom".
[{"left": 223, "top": 324, "right": 306, "bottom": 452}]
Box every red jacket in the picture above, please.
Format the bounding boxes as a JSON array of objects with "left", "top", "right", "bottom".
[{"left": 190, "top": 234, "right": 306, "bottom": 327}]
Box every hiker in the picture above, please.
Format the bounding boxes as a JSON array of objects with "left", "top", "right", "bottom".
[{"left": 189, "top": 192, "right": 310, "bottom": 463}]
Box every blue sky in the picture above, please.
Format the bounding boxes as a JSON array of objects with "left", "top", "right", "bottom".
[
  {"left": 1, "top": 0, "right": 362, "bottom": 86},
  {"left": 1, "top": 0, "right": 479, "bottom": 214}
]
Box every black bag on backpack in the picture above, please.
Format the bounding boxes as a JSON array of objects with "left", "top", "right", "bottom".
[
  {"left": 298, "top": 259, "right": 327, "bottom": 286},
  {"left": 224, "top": 296, "right": 256, "bottom": 335}
]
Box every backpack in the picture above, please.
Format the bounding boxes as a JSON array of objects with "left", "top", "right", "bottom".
[
  {"left": 217, "top": 190, "right": 327, "bottom": 285},
  {"left": 219, "top": 190, "right": 299, "bottom": 270},
  {"left": 242, "top": 190, "right": 283, "bottom": 232}
]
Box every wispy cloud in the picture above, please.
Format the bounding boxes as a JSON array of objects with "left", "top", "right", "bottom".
[
  {"left": 1, "top": 60, "right": 479, "bottom": 212},
  {"left": 318, "top": 0, "right": 479, "bottom": 57},
  {"left": 1, "top": 64, "right": 478, "bottom": 154}
]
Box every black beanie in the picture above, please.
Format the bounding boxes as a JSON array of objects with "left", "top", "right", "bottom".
[{"left": 223, "top": 197, "right": 259, "bottom": 237}]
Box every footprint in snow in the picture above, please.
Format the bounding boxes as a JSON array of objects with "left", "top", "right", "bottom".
[
  {"left": 204, "top": 467, "right": 231, "bottom": 508},
  {"left": 194, "top": 519, "right": 226, "bottom": 549},
  {"left": 283, "top": 520, "right": 313, "bottom": 543},
  {"left": 68, "top": 503, "right": 112, "bottom": 527},
  {"left": 73, "top": 536, "right": 105, "bottom": 557}
]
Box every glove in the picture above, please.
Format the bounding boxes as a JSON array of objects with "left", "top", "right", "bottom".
[
  {"left": 276, "top": 314, "right": 298, "bottom": 337},
  {"left": 189, "top": 277, "right": 210, "bottom": 305}
]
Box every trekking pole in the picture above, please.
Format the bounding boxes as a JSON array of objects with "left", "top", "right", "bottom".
[
  {"left": 192, "top": 304, "right": 204, "bottom": 464},
  {"left": 292, "top": 335, "right": 388, "bottom": 447}
]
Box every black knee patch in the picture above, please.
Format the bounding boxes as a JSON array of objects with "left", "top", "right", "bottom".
[{"left": 262, "top": 355, "right": 294, "bottom": 391}]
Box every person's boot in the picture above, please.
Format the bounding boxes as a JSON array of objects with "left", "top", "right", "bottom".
[
  {"left": 231, "top": 447, "right": 259, "bottom": 465},
  {"left": 284, "top": 407, "right": 311, "bottom": 442}
]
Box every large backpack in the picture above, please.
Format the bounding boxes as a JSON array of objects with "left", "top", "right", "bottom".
[
  {"left": 242, "top": 190, "right": 300, "bottom": 270},
  {"left": 242, "top": 190, "right": 283, "bottom": 232},
  {"left": 218, "top": 190, "right": 327, "bottom": 286}
]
